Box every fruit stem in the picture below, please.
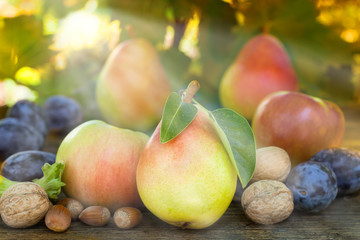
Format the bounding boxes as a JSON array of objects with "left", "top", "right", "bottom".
[
  {"left": 261, "top": 23, "right": 271, "bottom": 34},
  {"left": 183, "top": 80, "right": 200, "bottom": 103},
  {"left": 125, "top": 25, "right": 136, "bottom": 39}
]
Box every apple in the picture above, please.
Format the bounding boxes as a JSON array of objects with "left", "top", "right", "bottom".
[
  {"left": 252, "top": 91, "right": 345, "bottom": 165},
  {"left": 56, "top": 120, "right": 149, "bottom": 212}
]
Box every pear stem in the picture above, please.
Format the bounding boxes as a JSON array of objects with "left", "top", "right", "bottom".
[
  {"left": 125, "top": 25, "right": 137, "bottom": 39},
  {"left": 261, "top": 22, "right": 272, "bottom": 34},
  {"left": 183, "top": 80, "right": 200, "bottom": 103}
]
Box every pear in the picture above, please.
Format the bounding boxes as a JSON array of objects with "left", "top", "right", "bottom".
[
  {"left": 96, "top": 38, "right": 171, "bottom": 131},
  {"left": 219, "top": 33, "right": 298, "bottom": 119},
  {"left": 136, "top": 87, "right": 237, "bottom": 229}
]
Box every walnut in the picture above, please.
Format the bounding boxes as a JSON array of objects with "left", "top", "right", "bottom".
[
  {"left": 252, "top": 146, "right": 291, "bottom": 182},
  {"left": 0, "top": 182, "right": 51, "bottom": 228},
  {"left": 241, "top": 180, "right": 294, "bottom": 224}
]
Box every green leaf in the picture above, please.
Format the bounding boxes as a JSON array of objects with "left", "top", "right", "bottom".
[
  {"left": 0, "top": 176, "right": 18, "bottom": 198},
  {"left": 210, "top": 108, "right": 256, "bottom": 188},
  {"left": 33, "top": 162, "right": 66, "bottom": 200},
  {"left": 160, "top": 92, "right": 198, "bottom": 143},
  {"left": 0, "top": 16, "right": 55, "bottom": 79},
  {"left": 0, "top": 162, "right": 65, "bottom": 200}
]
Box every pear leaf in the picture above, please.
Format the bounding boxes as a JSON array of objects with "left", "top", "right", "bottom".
[
  {"left": 160, "top": 92, "right": 198, "bottom": 143},
  {"left": 210, "top": 108, "right": 256, "bottom": 188}
]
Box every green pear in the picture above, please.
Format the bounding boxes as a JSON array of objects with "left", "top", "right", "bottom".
[
  {"left": 96, "top": 38, "right": 171, "bottom": 131},
  {"left": 136, "top": 107, "right": 237, "bottom": 229},
  {"left": 219, "top": 33, "right": 298, "bottom": 119},
  {"left": 56, "top": 120, "right": 149, "bottom": 212}
]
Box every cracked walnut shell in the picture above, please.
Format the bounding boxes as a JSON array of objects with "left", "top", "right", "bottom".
[
  {"left": 241, "top": 180, "right": 294, "bottom": 224},
  {"left": 0, "top": 182, "right": 51, "bottom": 228}
]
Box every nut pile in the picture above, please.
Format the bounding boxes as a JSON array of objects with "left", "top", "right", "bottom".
[{"left": 0, "top": 187, "right": 143, "bottom": 231}]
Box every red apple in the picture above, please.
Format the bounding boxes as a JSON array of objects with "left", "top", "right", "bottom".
[
  {"left": 252, "top": 91, "right": 345, "bottom": 165},
  {"left": 56, "top": 120, "right": 149, "bottom": 212}
]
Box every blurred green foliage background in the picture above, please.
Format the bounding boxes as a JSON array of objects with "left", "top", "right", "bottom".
[{"left": 0, "top": 0, "right": 359, "bottom": 120}]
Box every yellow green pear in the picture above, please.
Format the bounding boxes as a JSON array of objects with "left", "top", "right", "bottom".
[
  {"left": 136, "top": 83, "right": 237, "bottom": 229},
  {"left": 96, "top": 38, "right": 171, "bottom": 131}
]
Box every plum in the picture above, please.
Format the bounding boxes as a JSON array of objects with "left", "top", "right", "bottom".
[
  {"left": 310, "top": 148, "right": 360, "bottom": 196},
  {"left": 1, "top": 150, "right": 56, "bottom": 181},
  {"left": 7, "top": 99, "right": 48, "bottom": 137},
  {"left": 42, "top": 95, "right": 83, "bottom": 134},
  {"left": 285, "top": 161, "right": 338, "bottom": 213},
  {"left": 0, "top": 118, "right": 44, "bottom": 161}
]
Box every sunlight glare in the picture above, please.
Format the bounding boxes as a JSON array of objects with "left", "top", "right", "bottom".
[
  {"left": 179, "top": 11, "right": 201, "bottom": 59},
  {"left": 341, "top": 29, "right": 359, "bottom": 43},
  {"left": 0, "top": 79, "right": 37, "bottom": 106},
  {"left": 52, "top": 10, "right": 102, "bottom": 50}
]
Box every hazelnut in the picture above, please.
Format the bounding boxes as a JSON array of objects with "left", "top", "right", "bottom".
[
  {"left": 79, "top": 206, "right": 111, "bottom": 226},
  {"left": 241, "top": 180, "right": 294, "bottom": 224},
  {"left": 113, "top": 207, "right": 142, "bottom": 229},
  {"left": 45, "top": 205, "right": 71, "bottom": 232},
  {"left": 252, "top": 146, "right": 291, "bottom": 182},
  {"left": 58, "top": 198, "right": 84, "bottom": 220},
  {"left": 0, "top": 182, "right": 51, "bottom": 228}
]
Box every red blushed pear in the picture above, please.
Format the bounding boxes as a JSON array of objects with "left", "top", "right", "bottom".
[
  {"left": 252, "top": 91, "right": 345, "bottom": 165},
  {"left": 96, "top": 38, "right": 171, "bottom": 132},
  {"left": 56, "top": 120, "right": 149, "bottom": 212},
  {"left": 219, "top": 33, "right": 299, "bottom": 120},
  {"left": 136, "top": 83, "right": 237, "bottom": 229}
]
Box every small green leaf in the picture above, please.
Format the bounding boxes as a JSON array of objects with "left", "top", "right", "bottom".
[
  {"left": 0, "top": 176, "right": 17, "bottom": 198},
  {"left": 160, "top": 92, "right": 198, "bottom": 143},
  {"left": 210, "top": 108, "right": 256, "bottom": 188},
  {"left": 33, "top": 162, "right": 66, "bottom": 200}
]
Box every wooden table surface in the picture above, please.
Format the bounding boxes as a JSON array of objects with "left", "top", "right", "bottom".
[{"left": 0, "top": 105, "right": 359, "bottom": 240}]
